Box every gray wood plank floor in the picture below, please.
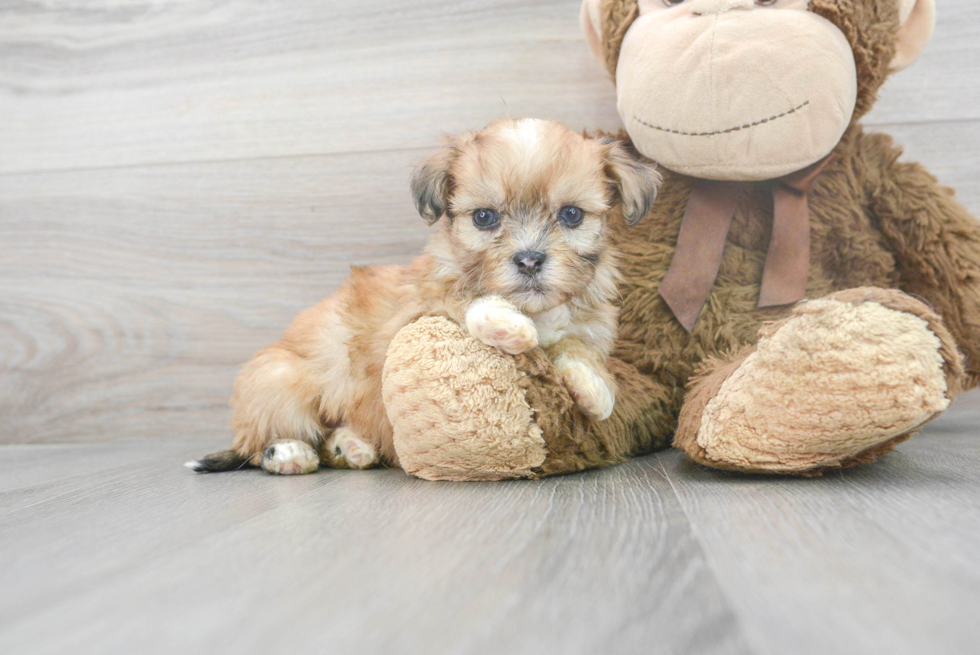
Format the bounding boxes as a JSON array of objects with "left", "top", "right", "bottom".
[
  {"left": 2, "top": 1, "right": 980, "bottom": 653},
  {"left": 1, "top": 397, "right": 979, "bottom": 655}
]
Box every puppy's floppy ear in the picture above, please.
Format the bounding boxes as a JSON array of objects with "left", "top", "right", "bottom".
[
  {"left": 411, "top": 132, "right": 473, "bottom": 225},
  {"left": 602, "top": 139, "right": 662, "bottom": 226}
]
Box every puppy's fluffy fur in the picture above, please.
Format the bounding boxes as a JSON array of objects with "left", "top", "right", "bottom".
[{"left": 187, "top": 119, "right": 660, "bottom": 475}]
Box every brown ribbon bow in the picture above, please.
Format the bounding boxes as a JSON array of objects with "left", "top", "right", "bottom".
[{"left": 658, "top": 156, "right": 833, "bottom": 333}]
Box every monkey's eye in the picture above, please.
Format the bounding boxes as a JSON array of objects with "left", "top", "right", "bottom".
[
  {"left": 755, "top": 0, "right": 777, "bottom": 5},
  {"left": 558, "top": 206, "right": 584, "bottom": 227},
  {"left": 662, "top": 0, "right": 686, "bottom": 6},
  {"left": 472, "top": 208, "right": 500, "bottom": 230}
]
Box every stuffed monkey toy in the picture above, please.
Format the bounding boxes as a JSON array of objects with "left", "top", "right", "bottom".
[{"left": 380, "top": 0, "right": 980, "bottom": 480}]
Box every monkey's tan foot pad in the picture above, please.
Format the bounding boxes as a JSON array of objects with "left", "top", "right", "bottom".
[
  {"left": 383, "top": 316, "right": 547, "bottom": 481},
  {"left": 675, "top": 288, "right": 964, "bottom": 475},
  {"left": 261, "top": 440, "right": 320, "bottom": 475}
]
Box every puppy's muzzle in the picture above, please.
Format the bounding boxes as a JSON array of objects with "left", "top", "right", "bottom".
[{"left": 513, "top": 250, "right": 547, "bottom": 276}]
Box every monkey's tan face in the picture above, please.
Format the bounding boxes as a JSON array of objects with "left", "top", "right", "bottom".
[
  {"left": 618, "top": 0, "right": 858, "bottom": 181},
  {"left": 441, "top": 121, "right": 616, "bottom": 314}
]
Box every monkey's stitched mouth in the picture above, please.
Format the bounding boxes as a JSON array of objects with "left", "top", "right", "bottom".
[{"left": 632, "top": 100, "right": 810, "bottom": 137}]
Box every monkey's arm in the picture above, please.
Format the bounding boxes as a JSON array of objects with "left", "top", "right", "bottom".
[
  {"left": 382, "top": 315, "right": 675, "bottom": 480},
  {"left": 864, "top": 131, "right": 980, "bottom": 387},
  {"left": 518, "top": 348, "right": 677, "bottom": 476}
]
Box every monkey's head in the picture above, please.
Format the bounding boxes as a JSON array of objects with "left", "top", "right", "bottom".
[{"left": 581, "top": 0, "right": 935, "bottom": 180}]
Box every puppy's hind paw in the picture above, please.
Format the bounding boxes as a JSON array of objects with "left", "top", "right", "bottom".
[
  {"left": 557, "top": 358, "right": 615, "bottom": 421},
  {"left": 466, "top": 296, "right": 538, "bottom": 355},
  {"left": 261, "top": 440, "right": 320, "bottom": 475}
]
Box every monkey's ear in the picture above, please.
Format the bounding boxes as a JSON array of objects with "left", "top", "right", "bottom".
[
  {"left": 890, "top": 0, "right": 935, "bottom": 71},
  {"left": 580, "top": 0, "right": 640, "bottom": 78},
  {"left": 411, "top": 136, "right": 464, "bottom": 225},
  {"left": 580, "top": 0, "right": 606, "bottom": 68},
  {"left": 603, "top": 140, "right": 662, "bottom": 226}
]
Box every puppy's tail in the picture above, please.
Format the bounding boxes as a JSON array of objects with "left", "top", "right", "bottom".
[{"left": 184, "top": 449, "right": 256, "bottom": 473}]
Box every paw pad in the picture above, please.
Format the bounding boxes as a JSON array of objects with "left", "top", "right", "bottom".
[{"left": 260, "top": 440, "right": 320, "bottom": 475}]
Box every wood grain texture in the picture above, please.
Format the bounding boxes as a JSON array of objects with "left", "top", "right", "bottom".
[
  {"left": 1, "top": 416, "right": 979, "bottom": 654},
  {"left": 1, "top": 3, "right": 979, "bottom": 653},
  {"left": 0, "top": 149, "right": 431, "bottom": 443},
  {"left": 659, "top": 406, "right": 980, "bottom": 655},
  {"left": 0, "top": 443, "right": 753, "bottom": 655},
  {"left": 0, "top": 1, "right": 977, "bottom": 174},
  {"left": 1, "top": 0, "right": 978, "bottom": 446},
  {"left": 0, "top": 0, "right": 621, "bottom": 173}
]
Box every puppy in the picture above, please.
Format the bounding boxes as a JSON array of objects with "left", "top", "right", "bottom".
[{"left": 187, "top": 119, "right": 660, "bottom": 475}]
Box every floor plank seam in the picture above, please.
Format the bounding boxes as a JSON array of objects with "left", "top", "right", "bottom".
[
  {"left": 655, "top": 456, "right": 771, "bottom": 655},
  {"left": 864, "top": 116, "right": 980, "bottom": 129},
  {"left": 0, "top": 144, "right": 437, "bottom": 178}
]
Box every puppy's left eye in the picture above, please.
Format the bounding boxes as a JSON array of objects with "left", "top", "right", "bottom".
[{"left": 558, "top": 206, "right": 584, "bottom": 227}]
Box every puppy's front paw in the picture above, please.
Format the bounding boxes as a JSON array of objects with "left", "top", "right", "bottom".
[
  {"left": 557, "top": 359, "right": 615, "bottom": 421},
  {"left": 466, "top": 297, "right": 538, "bottom": 355},
  {"left": 324, "top": 427, "right": 379, "bottom": 470},
  {"left": 261, "top": 440, "right": 320, "bottom": 475}
]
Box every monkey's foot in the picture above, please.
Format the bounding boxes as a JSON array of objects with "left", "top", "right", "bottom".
[{"left": 675, "top": 288, "right": 964, "bottom": 475}]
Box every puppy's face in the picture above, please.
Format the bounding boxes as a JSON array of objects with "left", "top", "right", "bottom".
[{"left": 413, "top": 119, "right": 661, "bottom": 314}]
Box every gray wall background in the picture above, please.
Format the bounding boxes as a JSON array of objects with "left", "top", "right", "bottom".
[{"left": 1, "top": 0, "right": 978, "bottom": 445}]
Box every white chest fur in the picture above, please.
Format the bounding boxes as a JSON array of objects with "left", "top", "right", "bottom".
[{"left": 531, "top": 304, "right": 572, "bottom": 349}]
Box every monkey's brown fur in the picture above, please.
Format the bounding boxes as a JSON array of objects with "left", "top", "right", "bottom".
[
  {"left": 382, "top": 0, "right": 980, "bottom": 478},
  {"left": 498, "top": 124, "right": 980, "bottom": 475}
]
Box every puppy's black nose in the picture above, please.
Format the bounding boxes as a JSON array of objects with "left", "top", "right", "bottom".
[{"left": 513, "top": 251, "right": 547, "bottom": 275}]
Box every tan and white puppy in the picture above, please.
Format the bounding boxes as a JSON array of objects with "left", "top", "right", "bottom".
[{"left": 186, "top": 118, "right": 660, "bottom": 475}]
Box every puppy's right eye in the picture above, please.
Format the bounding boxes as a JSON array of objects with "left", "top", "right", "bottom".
[{"left": 472, "top": 209, "right": 500, "bottom": 230}]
